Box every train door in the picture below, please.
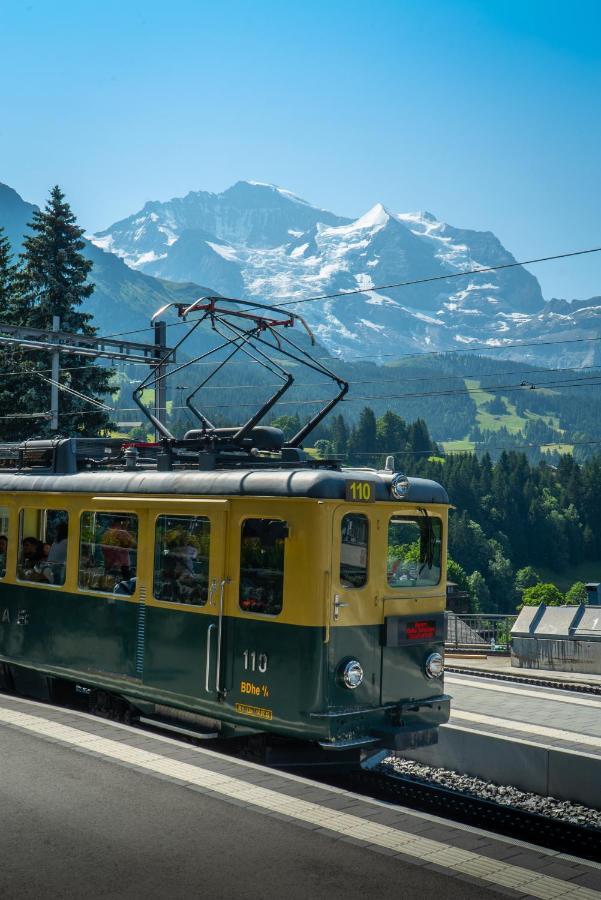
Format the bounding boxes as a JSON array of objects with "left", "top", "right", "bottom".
[
  {"left": 77, "top": 505, "right": 143, "bottom": 679},
  {"left": 222, "top": 516, "right": 287, "bottom": 724},
  {"left": 0, "top": 499, "right": 17, "bottom": 664},
  {"left": 143, "top": 500, "right": 228, "bottom": 706},
  {"left": 327, "top": 506, "right": 381, "bottom": 709},
  {"left": 379, "top": 511, "right": 445, "bottom": 704}
]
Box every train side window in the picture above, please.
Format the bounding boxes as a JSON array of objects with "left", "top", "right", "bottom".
[
  {"left": 0, "top": 506, "right": 9, "bottom": 578},
  {"left": 153, "top": 515, "right": 211, "bottom": 606},
  {"left": 17, "top": 508, "right": 69, "bottom": 586},
  {"left": 79, "top": 512, "right": 138, "bottom": 595},
  {"left": 239, "top": 518, "right": 287, "bottom": 616},
  {"left": 387, "top": 515, "right": 442, "bottom": 588},
  {"left": 340, "top": 513, "right": 369, "bottom": 588}
]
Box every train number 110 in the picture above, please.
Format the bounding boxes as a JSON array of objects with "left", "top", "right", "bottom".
[
  {"left": 243, "top": 650, "right": 269, "bottom": 673},
  {"left": 345, "top": 480, "right": 375, "bottom": 503}
]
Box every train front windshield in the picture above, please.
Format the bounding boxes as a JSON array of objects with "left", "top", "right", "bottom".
[{"left": 387, "top": 515, "right": 442, "bottom": 588}]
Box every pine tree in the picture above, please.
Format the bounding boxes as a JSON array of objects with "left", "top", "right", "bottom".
[
  {"left": 376, "top": 411, "right": 407, "bottom": 455},
  {"left": 19, "top": 186, "right": 95, "bottom": 331},
  {"left": 407, "top": 418, "right": 435, "bottom": 455},
  {"left": 2, "top": 186, "right": 114, "bottom": 439},
  {"left": 0, "top": 228, "right": 30, "bottom": 440},
  {"left": 348, "top": 407, "right": 378, "bottom": 465},
  {"left": 330, "top": 414, "right": 349, "bottom": 459},
  {"left": 0, "top": 227, "right": 18, "bottom": 305}
]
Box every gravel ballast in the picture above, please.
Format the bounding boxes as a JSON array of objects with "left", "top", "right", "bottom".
[{"left": 381, "top": 756, "right": 601, "bottom": 831}]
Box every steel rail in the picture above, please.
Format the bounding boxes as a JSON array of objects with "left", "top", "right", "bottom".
[
  {"left": 445, "top": 663, "right": 601, "bottom": 696},
  {"left": 323, "top": 769, "right": 601, "bottom": 862}
]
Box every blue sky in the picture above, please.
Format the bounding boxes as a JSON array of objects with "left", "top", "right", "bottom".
[{"left": 1, "top": 0, "right": 600, "bottom": 299}]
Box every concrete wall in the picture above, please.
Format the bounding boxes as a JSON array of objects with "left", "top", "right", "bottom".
[
  {"left": 511, "top": 604, "right": 601, "bottom": 673},
  {"left": 511, "top": 638, "right": 601, "bottom": 674},
  {"left": 398, "top": 724, "right": 601, "bottom": 809}
]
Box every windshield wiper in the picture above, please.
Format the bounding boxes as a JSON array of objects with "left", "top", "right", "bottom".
[{"left": 417, "top": 507, "right": 435, "bottom": 576}]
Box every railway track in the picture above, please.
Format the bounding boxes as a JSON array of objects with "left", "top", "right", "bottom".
[
  {"left": 445, "top": 662, "right": 601, "bottom": 696},
  {"left": 321, "top": 768, "right": 601, "bottom": 863}
]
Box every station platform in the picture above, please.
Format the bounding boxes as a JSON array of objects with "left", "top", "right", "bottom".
[
  {"left": 401, "top": 666, "right": 601, "bottom": 809},
  {"left": 1, "top": 691, "right": 600, "bottom": 899},
  {"left": 447, "top": 668, "right": 601, "bottom": 758}
]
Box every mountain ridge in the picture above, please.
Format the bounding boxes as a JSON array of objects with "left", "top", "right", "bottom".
[
  {"left": 0, "top": 181, "right": 211, "bottom": 337},
  {"left": 2, "top": 180, "right": 601, "bottom": 460},
  {"left": 1, "top": 179, "right": 599, "bottom": 370},
  {"left": 92, "top": 180, "right": 599, "bottom": 364}
]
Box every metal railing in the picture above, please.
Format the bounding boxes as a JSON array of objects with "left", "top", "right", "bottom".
[{"left": 445, "top": 613, "right": 517, "bottom": 653}]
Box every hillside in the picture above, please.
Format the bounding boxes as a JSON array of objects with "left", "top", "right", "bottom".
[{"left": 110, "top": 349, "right": 601, "bottom": 463}]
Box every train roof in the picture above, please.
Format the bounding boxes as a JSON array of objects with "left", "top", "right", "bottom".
[
  {"left": 0, "top": 437, "right": 449, "bottom": 504},
  {"left": 0, "top": 468, "right": 448, "bottom": 505}
]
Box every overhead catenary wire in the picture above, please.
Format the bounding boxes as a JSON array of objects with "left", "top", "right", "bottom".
[
  {"left": 0, "top": 411, "right": 52, "bottom": 421},
  {"left": 33, "top": 371, "right": 112, "bottom": 410},
  {"left": 4, "top": 329, "right": 601, "bottom": 370},
  {"left": 4, "top": 341, "right": 601, "bottom": 394},
  {"left": 98, "top": 244, "right": 601, "bottom": 341},
  {"left": 157, "top": 371, "right": 601, "bottom": 408},
  {"left": 349, "top": 437, "right": 601, "bottom": 456},
  {"left": 5, "top": 327, "right": 598, "bottom": 403},
  {"left": 115, "top": 369, "right": 601, "bottom": 406},
  {"left": 2, "top": 402, "right": 599, "bottom": 458},
  {"left": 130, "top": 361, "right": 601, "bottom": 394},
  {"left": 8, "top": 369, "right": 601, "bottom": 421},
  {"left": 4, "top": 243, "right": 600, "bottom": 427},
  {"left": 253, "top": 246, "right": 601, "bottom": 311}
]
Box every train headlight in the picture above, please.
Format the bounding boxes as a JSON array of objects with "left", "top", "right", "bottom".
[
  {"left": 341, "top": 659, "right": 364, "bottom": 689},
  {"left": 391, "top": 473, "right": 410, "bottom": 500},
  {"left": 425, "top": 652, "right": 444, "bottom": 679}
]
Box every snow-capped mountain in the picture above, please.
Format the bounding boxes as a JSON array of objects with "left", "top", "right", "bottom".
[
  {"left": 93, "top": 181, "right": 598, "bottom": 362},
  {"left": 94, "top": 180, "right": 345, "bottom": 258}
]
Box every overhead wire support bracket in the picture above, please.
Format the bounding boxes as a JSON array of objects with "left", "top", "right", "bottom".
[
  {"left": 0, "top": 322, "right": 176, "bottom": 365},
  {"left": 0, "top": 321, "right": 177, "bottom": 432}
]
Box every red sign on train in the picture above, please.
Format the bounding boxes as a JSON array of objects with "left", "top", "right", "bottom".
[{"left": 406, "top": 620, "right": 436, "bottom": 641}]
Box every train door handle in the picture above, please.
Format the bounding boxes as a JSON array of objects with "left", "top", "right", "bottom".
[
  {"left": 215, "top": 578, "right": 230, "bottom": 695},
  {"left": 208, "top": 577, "right": 217, "bottom": 606},
  {"left": 333, "top": 594, "right": 349, "bottom": 620},
  {"left": 205, "top": 623, "right": 216, "bottom": 693}
]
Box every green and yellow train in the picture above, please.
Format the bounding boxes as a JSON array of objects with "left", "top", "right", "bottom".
[
  {"left": 0, "top": 434, "right": 450, "bottom": 763},
  {"left": 0, "top": 296, "right": 452, "bottom": 765}
]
